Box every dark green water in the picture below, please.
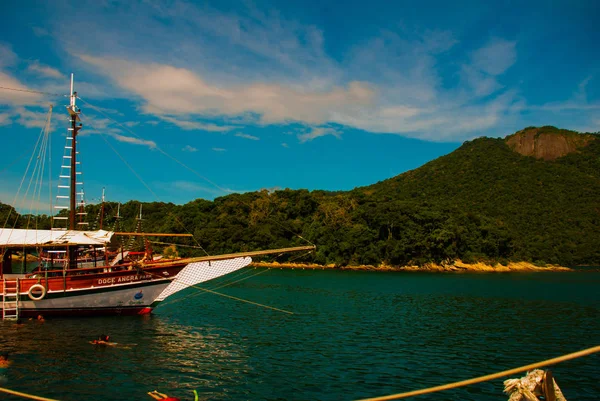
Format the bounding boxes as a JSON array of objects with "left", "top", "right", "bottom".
[{"left": 1, "top": 269, "right": 599, "bottom": 401}]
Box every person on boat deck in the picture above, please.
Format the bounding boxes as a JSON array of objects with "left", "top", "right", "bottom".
[{"left": 0, "top": 353, "right": 11, "bottom": 369}]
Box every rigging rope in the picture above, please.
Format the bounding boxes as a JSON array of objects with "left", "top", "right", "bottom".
[
  {"left": 75, "top": 96, "right": 316, "bottom": 250},
  {"left": 141, "top": 266, "right": 295, "bottom": 314},
  {"left": 77, "top": 109, "right": 210, "bottom": 257},
  {"left": 356, "top": 344, "right": 600, "bottom": 401},
  {"left": 0, "top": 86, "right": 67, "bottom": 97},
  {"left": 3, "top": 106, "right": 53, "bottom": 237},
  {"left": 158, "top": 266, "right": 271, "bottom": 308}
]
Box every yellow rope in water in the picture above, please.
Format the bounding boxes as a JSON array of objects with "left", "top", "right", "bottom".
[
  {"left": 356, "top": 344, "right": 600, "bottom": 401},
  {"left": 1, "top": 346, "right": 597, "bottom": 400},
  {"left": 176, "top": 279, "right": 295, "bottom": 315},
  {"left": 0, "top": 386, "right": 60, "bottom": 401}
]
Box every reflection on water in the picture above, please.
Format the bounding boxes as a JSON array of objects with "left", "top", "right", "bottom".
[{"left": 0, "top": 270, "right": 599, "bottom": 401}]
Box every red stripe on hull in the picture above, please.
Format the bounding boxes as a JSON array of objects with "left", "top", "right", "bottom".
[{"left": 18, "top": 306, "right": 154, "bottom": 318}]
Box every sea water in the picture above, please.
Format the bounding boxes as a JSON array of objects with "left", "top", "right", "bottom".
[{"left": 0, "top": 269, "right": 598, "bottom": 401}]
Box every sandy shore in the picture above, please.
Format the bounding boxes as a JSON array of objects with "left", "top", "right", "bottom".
[{"left": 250, "top": 260, "right": 573, "bottom": 272}]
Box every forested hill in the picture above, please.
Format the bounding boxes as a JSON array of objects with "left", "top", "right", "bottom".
[
  {"left": 354, "top": 126, "right": 600, "bottom": 266},
  {"left": 2, "top": 126, "right": 599, "bottom": 267}
]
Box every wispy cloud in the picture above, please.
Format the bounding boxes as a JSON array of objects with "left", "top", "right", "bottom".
[
  {"left": 212, "top": 147, "right": 226, "bottom": 152},
  {"left": 298, "top": 127, "right": 343, "bottom": 143},
  {"left": 0, "top": 43, "right": 17, "bottom": 67},
  {"left": 182, "top": 145, "right": 197, "bottom": 152},
  {"left": 157, "top": 180, "right": 229, "bottom": 197},
  {"left": 0, "top": 112, "right": 11, "bottom": 126},
  {"left": 79, "top": 113, "right": 158, "bottom": 149},
  {"left": 109, "top": 133, "right": 157, "bottom": 148},
  {"left": 73, "top": 24, "right": 522, "bottom": 142},
  {"left": 28, "top": 1, "right": 595, "bottom": 142},
  {"left": 460, "top": 39, "right": 516, "bottom": 98},
  {"left": 156, "top": 114, "right": 233, "bottom": 132},
  {"left": 471, "top": 38, "right": 517, "bottom": 76},
  {"left": 0, "top": 72, "right": 44, "bottom": 106},
  {"left": 234, "top": 132, "right": 259, "bottom": 140},
  {"left": 15, "top": 106, "right": 53, "bottom": 129},
  {"left": 27, "top": 61, "right": 64, "bottom": 79},
  {"left": 281, "top": 143, "right": 289, "bottom": 148},
  {"left": 531, "top": 77, "right": 600, "bottom": 112},
  {"left": 79, "top": 54, "right": 375, "bottom": 126}
]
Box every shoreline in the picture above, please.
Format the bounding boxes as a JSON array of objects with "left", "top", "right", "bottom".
[{"left": 250, "top": 260, "right": 575, "bottom": 272}]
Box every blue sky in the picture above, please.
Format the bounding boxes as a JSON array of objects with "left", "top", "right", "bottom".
[{"left": 0, "top": 0, "right": 598, "bottom": 213}]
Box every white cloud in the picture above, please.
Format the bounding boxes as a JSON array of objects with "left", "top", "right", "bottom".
[
  {"left": 0, "top": 72, "right": 43, "bottom": 106},
  {"left": 109, "top": 133, "right": 157, "bottom": 148},
  {"left": 79, "top": 55, "right": 375, "bottom": 127},
  {"left": 77, "top": 113, "right": 158, "bottom": 149},
  {"left": 471, "top": 38, "right": 517, "bottom": 76},
  {"left": 212, "top": 147, "right": 226, "bottom": 152},
  {"left": 531, "top": 77, "right": 600, "bottom": 113},
  {"left": 15, "top": 107, "right": 52, "bottom": 129},
  {"left": 234, "top": 132, "right": 259, "bottom": 140},
  {"left": 0, "top": 112, "right": 11, "bottom": 126},
  {"left": 78, "top": 50, "right": 525, "bottom": 141},
  {"left": 0, "top": 43, "right": 17, "bottom": 67},
  {"left": 157, "top": 114, "right": 233, "bottom": 132},
  {"left": 31, "top": 2, "right": 531, "bottom": 141},
  {"left": 461, "top": 65, "right": 503, "bottom": 97},
  {"left": 27, "top": 61, "right": 64, "bottom": 79},
  {"left": 281, "top": 143, "right": 289, "bottom": 148},
  {"left": 298, "top": 127, "right": 342, "bottom": 143},
  {"left": 182, "top": 145, "right": 197, "bottom": 152},
  {"left": 158, "top": 180, "right": 229, "bottom": 197}
]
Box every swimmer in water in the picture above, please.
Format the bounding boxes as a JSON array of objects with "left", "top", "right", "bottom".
[
  {"left": 0, "top": 353, "right": 12, "bottom": 369},
  {"left": 90, "top": 334, "right": 117, "bottom": 346}
]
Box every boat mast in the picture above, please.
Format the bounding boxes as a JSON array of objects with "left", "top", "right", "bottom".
[
  {"left": 99, "top": 187, "right": 105, "bottom": 230},
  {"left": 67, "top": 74, "right": 81, "bottom": 230}
]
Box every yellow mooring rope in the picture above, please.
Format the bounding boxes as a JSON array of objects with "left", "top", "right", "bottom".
[
  {"left": 0, "top": 386, "right": 60, "bottom": 401},
  {"left": 0, "top": 345, "right": 598, "bottom": 401},
  {"left": 356, "top": 344, "right": 600, "bottom": 401}
]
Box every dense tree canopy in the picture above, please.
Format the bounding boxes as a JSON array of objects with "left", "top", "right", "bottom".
[{"left": 2, "top": 127, "right": 599, "bottom": 267}]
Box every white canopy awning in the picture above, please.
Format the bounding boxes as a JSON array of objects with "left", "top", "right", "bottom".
[{"left": 0, "top": 229, "right": 114, "bottom": 247}]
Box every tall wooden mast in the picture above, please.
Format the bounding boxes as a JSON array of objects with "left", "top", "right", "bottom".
[
  {"left": 66, "top": 74, "right": 81, "bottom": 269},
  {"left": 67, "top": 74, "right": 81, "bottom": 230}
]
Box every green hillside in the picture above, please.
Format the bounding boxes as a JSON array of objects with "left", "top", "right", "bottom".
[
  {"left": 2, "top": 126, "right": 599, "bottom": 267},
  {"left": 357, "top": 127, "right": 600, "bottom": 266}
]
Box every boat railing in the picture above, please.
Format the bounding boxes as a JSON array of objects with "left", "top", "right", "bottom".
[{"left": 25, "top": 263, "right": 138, "bottom": 278}]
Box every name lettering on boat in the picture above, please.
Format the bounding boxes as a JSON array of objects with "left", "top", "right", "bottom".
[{"left": 97, "top": 274, "right": 153, "bottom": 285}]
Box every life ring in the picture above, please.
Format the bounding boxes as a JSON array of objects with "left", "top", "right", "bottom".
[{"left": 28, "top": 284, "right": 47, "bottom": 301}]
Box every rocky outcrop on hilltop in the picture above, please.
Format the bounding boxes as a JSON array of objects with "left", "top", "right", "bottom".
[{"left": 505, "top": 126, "right": 595, "bottom": 160}]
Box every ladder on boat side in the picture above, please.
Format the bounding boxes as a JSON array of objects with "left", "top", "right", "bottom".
[{"left": 2, "top": 278, "right": 20, "bottom": 320}]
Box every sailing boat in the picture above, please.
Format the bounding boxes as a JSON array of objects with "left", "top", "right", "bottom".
[{"left": 0, "top": 75, "right": 314, "bottom": 319}]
